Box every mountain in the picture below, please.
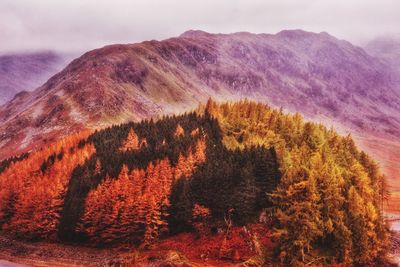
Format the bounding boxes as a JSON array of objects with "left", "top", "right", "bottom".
[
  {"left": 0, "top": 51, "right": 72, "bottom": 105},
  {"left": 365, "top": 36, "right": 400, "bottom": 84},
  {"left": 0, "top": 101, "right": 389, "bottom": 265},
  {"left": 0, "top": 30, "right": 399, "bottom": 208}
]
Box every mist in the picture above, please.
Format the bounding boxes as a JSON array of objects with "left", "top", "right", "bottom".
[{"left": 1, "top": 0, "right": 399, "bottom": 54}]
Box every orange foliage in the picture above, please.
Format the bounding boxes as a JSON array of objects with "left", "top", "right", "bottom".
[
  {"left": 79, "top": 166, "right": 145, "bottom": 244},
  {"left": 174, "top": 138, "right": 206, "bottom": 180},
  {"left": 192, "top": 204, "right": 211, "bottom": 220},
  {"left": 192, "top": 204, "right": 211, "bottom": 237},
  {"left": 0, "top": 129, "right": 207, "bottom": 246},
  {"left": 120, "top": 128, "right": 139, "bottom": 152},
  {"left": 80, "top": 160, "right": 174, "bottom": 245},
  {"left": 194, "top": 137, "right": 207, "bottom": 163},
  {"left": 0, "top": 131, "right": 95, "bottom": 240},
  {"left": 80, "top": 138, "right": 207, "bottom": 245},
  {"left": 174, "top": 124, "right": 185, "bottom": 137},
  {"left": 190, "top": 128, "right": 200, "bottom": 137},
  {"left": 154, "top": 224, "right": 272, "bottom": 264}
]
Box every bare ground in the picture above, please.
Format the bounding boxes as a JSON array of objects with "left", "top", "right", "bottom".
[{"left": 0, "top": 235, "right": 123, "bottom": 267}]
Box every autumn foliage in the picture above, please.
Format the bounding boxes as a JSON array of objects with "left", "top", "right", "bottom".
[
  {"left": 203, "top": 100, "right": 390, "bottom": 265},
  {"left": 191, "top": 204, "right": 211, "bottom": 237},
  {"left": 0, "top": 131, "right": 95, "bottom": 240},
  {"left": 0, "top": 100, "right": 391, "bottom": 266},
  {"left": 120, "top": 128, "right": 140, "bottom": 152},
  {"left": 79, "top": 138, "right": 207, "bottom": 245}
]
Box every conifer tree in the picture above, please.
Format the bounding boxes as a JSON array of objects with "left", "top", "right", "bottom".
[
  {"left": 174, "top": 153, "right": 186, "bottom": 180},
  {"left": 233, "top": 166, "right": 258, "bottom": 224},
  {"left": 142, "top": 195, "right": 166, "bottom": 248},
  {"left": 168, "top": 178, "right": 192, "bottom": 232},
  {"left": 174, "top": 124, "right": 185, "bottom": 137},
  {"left": 194, "top": 138, "right": 207, "bottom": 163},
  {"left": 192, "top": 203, "right": 211, "bottom": 237},
  {"left": 270, "top": 148, "right": 323, "bottom": 265},
  {"left": 120, "top": 128, "right": 139, "bottom": 152}
]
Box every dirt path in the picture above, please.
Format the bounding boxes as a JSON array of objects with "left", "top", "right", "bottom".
[
  {"left": 0, "top": 235, "right": 212, "bottom": 267},
  {"left": 0, "top": 235, "right": 121, "bottom": 267},
  {"left": 0, "top": 231, "right": 260, "bottom": 267}
]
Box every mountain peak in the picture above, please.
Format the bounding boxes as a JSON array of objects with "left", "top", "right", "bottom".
[
  {"left": 276, "top": 29, "right": 334, "bottom": 40},
  {"left": 179, "top": 30, "right": 213, "bottom": 38}
]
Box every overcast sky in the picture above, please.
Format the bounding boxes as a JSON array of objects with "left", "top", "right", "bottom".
[{"left": 1, "top": 0, "right": 399, "bottom": 54}]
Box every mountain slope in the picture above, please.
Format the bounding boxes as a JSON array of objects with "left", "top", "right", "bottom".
[
  {"left": 0, "top": 30, "right": 399, "bottom": 206},
  {"left": 0, "top": 52, "right": 72, "bottom": 105}
]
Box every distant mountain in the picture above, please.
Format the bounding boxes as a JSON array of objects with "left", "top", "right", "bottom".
[
  {"left": 365, "top": 36, "right": 400, "bottom": 84},
  {"left": 0, "top": 51, "right": 72, "bottom": 105},
  {"left": 0, "top": 30, "right": 399, "bottom": 205}
]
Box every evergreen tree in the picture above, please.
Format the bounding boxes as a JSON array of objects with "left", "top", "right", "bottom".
[
  {"left": 120, "top": 128, "right": 139, "bottom": 152},
  {"left": 142, "top": 195, "right": 166, "bottom": 248},
  {"left": 270, "top": 148, "right": 323, "bottom": 265},
  {"left": 174, "top": 124, "right": 185, "bottom": 137},
  {"left": 232, "top": 166, "right": 258, "bottom": 224}
]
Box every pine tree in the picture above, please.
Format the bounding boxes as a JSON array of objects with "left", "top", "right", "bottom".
[
  {"left": 190, "top": 128, "right": 200, "bottom": 137},
  {"left": 102, "top": 165, "right": 130, "bottom": 243},
  {"left": 120, "top": 128, "right": 139, "bottom": 152},
  {"left": 315, "top": 154, "right": 352, "bottom": 263},
  {"left": 142, "top": 195, "right": 166, "bottom": 248},
  {"left": 233, "top": 166, "right": 258, "bottom": 224},
  {"left": 168, "top": 178, "right": 192, "bottom": 232},
  {"left": 174, "top": 153, "right": 186, "bottom": 180},
  {"left": 174, "top": 124, "right": 185, "bottom": 137},
  {"left": 270, "top": 148, "right": 323, "bottom": 265},
  {"left": 194, "top": 138, "right": 207, "bottom": 163},
  {"left": 192, "top": 203, "right": 211, "bottom": 237}
]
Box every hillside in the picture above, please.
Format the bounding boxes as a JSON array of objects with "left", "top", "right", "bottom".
[
  {"left": 0, "top": 51, "right": 72, "bottom": 105},
  {"left": 0, "top": 101, "right": 390, "bottom": 265},
  {"left": 0, "top": 30, "right": 399, "bottom": 211}
]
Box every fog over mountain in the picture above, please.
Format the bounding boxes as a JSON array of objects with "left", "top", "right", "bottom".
[
  {"left": 1, "top": 0, "right": 399, "bottom": 53},
  {"left": 0, "top": 52, "right": 73, "bottom": 105},
  {"left": 365, "top": 35, "right": 400, "bottom": 85}
]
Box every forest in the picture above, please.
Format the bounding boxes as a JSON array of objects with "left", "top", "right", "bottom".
[{"left": 0, "top": 99, "right": 391, "bottom": 266}]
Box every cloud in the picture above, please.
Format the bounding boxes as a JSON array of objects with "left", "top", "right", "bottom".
[{"left": 0, "top": 0, "right": 399, "bottom": 54}]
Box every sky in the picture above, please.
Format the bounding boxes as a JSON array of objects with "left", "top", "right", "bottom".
[{"left": 1, "top": 0, "right": 399, "bottom": 54}]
